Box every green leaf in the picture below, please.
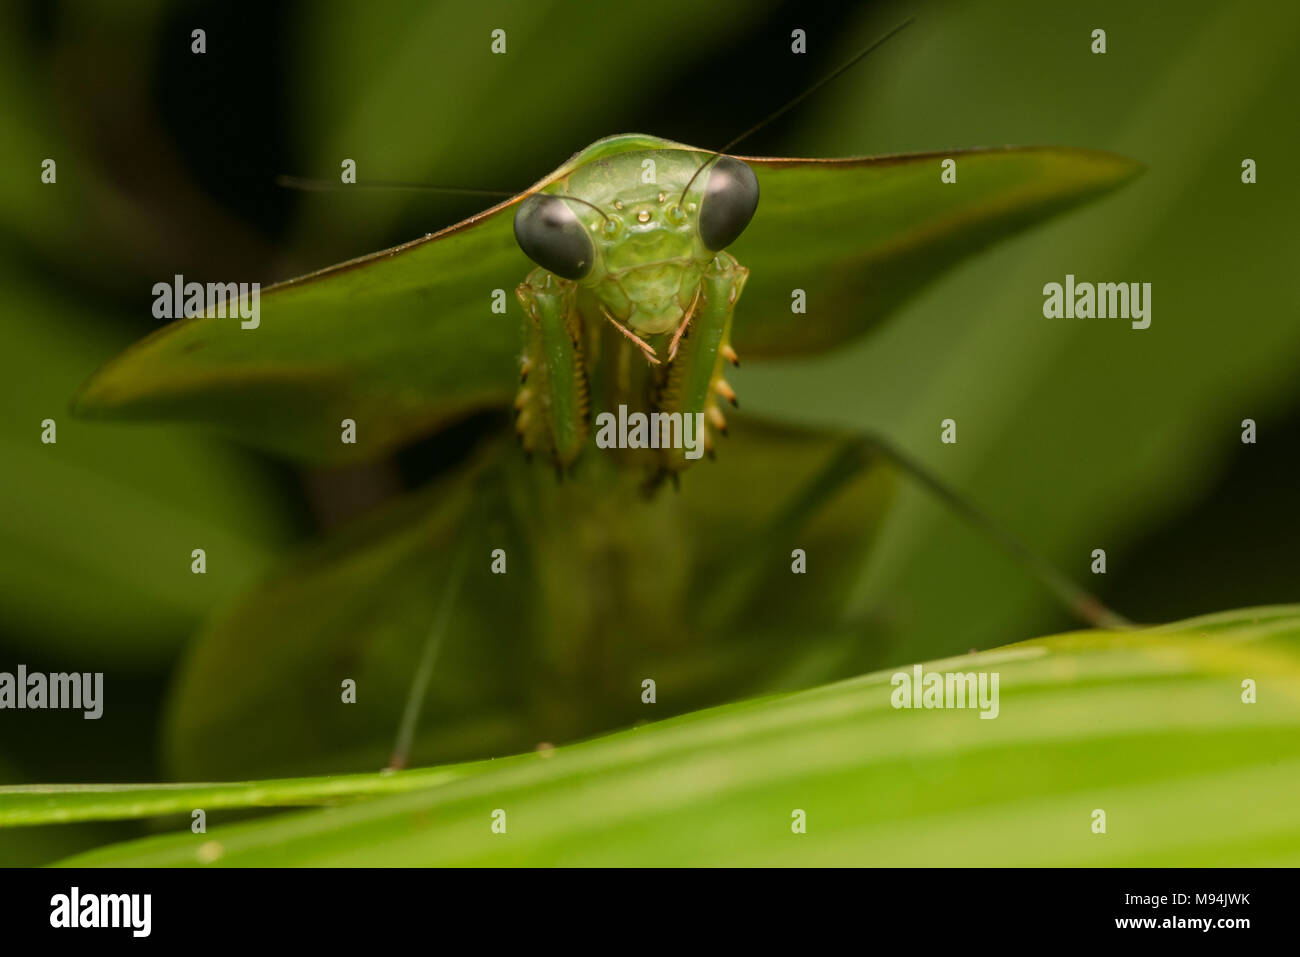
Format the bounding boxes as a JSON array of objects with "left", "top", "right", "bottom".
[
  {"left": 0, "top": 259, "right": 293, "bottom": 665},
  {"left": 11, "top": 607, "right": 1296, "bottom": 866},
  {"left": 159, "top": 417, "right": 895, "bottom": 780},
  {"left": 0, "top": 754, "right": 125, "bottom": 866},
  {"left": 0, "top": 766, "right": 469, "bottom": 828},
  {"left": 73, "top": 140, "right": 1139, "bottom": 463}
]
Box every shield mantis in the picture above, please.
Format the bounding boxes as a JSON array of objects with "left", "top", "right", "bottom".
[{"left": 76, "top": 24, "right": 1141, "bottom": 771}]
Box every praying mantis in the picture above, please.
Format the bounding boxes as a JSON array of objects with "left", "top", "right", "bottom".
[{"left": 75, "top": 25, "right": 1141, "bottom": 774}]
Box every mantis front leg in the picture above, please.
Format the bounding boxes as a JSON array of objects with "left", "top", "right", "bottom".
[
  {"left": 655, "top": 251, "right": 748, "bottom": 471},
  {"left": 516, "top": 268, "right": 589, "bottom": 468}
]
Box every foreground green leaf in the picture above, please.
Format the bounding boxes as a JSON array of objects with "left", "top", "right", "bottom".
[
  {"left": 0, "top": 767, "right": 468, "bottom": 829},
  {"left": 9, "top": 606, "right": 1293, "bottom": 866},
  {"left": 73, "top": 142, "right": 1140, "bottom": 462}
]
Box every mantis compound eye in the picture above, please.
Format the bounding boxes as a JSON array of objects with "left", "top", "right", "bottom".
[
  {"left": 513, "top": 194, "right": 595, "bottom": 280},
  {"left": 698, "top": 156, "right": 759, "bottom": 252}
]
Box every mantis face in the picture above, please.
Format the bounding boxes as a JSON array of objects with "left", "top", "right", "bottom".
[
  {"left": 509, "top": 144, "right": 757, "bottom": 470},
  {"left": 513, "top": 148, "right": 759, "bottom": 341}
]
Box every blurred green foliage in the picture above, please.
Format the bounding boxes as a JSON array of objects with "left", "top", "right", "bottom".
[{"left": 740, "top": 0, "right": 1300, "bottom": 657}]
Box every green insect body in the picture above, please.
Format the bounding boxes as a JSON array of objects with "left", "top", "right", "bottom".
[{"left": 511, "top": 139, "right": 756, "bottom": 473}]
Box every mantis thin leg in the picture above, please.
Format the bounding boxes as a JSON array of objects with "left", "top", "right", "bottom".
[
  {"left": 698, "top": 429, "right": 1131, "bottom": 632},
  {"left": 857, "top": 435, "right": 1132, "bottom": 629},
  {"left": 387, "top": 539, "right": 470, "bottom": 770}
]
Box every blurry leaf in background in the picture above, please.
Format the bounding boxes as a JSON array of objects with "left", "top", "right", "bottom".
[
  {"left": 0, "top": 0, "right": 298, "bottom": 672},
  {"left": 162, "top": 418, "right": 895, "bottom": 780},
  {"left": 0, "top": 1, "right": 306, "bottom": 823},
  {"left": 282, "top": 0, "right": 782, "bottom": 263},
  {"left": 738, "top": 0, "right": 1300, "bottom": 659},
  {"left": 16, "top": 607, "right": 1297, "bottom": 866},
  {"left": 162, "top": 441, "right": 523, "bottom": 780},
  {"left": 0, "top": 1, "right": 279, "bottom": 293},
  {"left": 73, "top": 143, "right": 1139, "bottom": 463},
  {"left": 0, "top": 1, "right": 161, "bottom": 278},
  {"left": 0, "top": 258, "right": 294, "bottom": 667}
]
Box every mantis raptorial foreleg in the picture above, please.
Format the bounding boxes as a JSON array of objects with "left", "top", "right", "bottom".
[
  {"left": 654, "top": 251, "right": 748, "bottom": 471},
  {"left": 515, "top": 268, "right": 589, "bottom": 468}
]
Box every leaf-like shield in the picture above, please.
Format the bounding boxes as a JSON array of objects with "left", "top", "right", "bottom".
[{"left": 73, "top": 136, "right": 1141, "bottom": 462}]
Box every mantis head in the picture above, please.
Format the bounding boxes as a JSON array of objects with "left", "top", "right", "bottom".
[{"left": 513, "top": 152, "right": 759, "bottom": 338}]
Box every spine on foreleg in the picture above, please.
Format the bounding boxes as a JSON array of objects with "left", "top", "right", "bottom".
[
  {"left": 515, "top": 269, "right": 590, "bottom": 467},
  {"left": 655, "top": 252, "right": 748, "bottom": 472}
]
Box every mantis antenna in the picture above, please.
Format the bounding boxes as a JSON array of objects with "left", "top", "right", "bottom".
[
  {"left": 677, "top": 17, "right": 916, "bottom": 205},
  {"left": 274, "top": 174, "right": 514, "bottom": 197},
  {"left": 278, "top": 18, "right": 916, "bottom": 213},
  {"left": 274, "top": 175, "right": 611, "bottom": 222}
]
